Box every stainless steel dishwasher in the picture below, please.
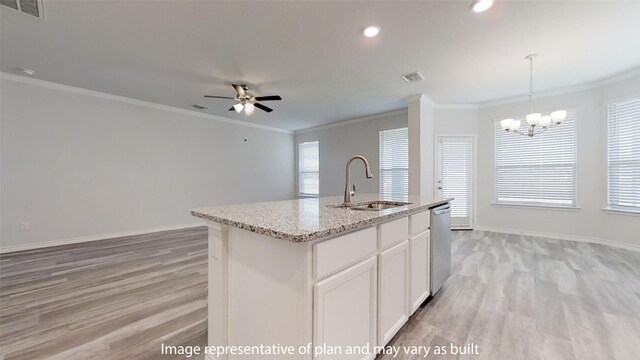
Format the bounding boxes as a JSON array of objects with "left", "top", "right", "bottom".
[{"left": 430, "top": 203, "right": 451, "bottom": 295}]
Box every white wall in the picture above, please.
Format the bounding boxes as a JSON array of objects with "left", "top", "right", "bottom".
[
  {"left": 294, "top": 110, "right": 408, "bottom": 196},
  {"left": 294, "top": 106, "right": 479, "bottom": 198},
  {"left": 476, "top": 74, "right": 640, "bottom": 251},
  {"left": 0, "top": 76, "right": 295, "bottom": 251},
  {"left": 433, "top": 107, "right": 479, "bottom": 135}
]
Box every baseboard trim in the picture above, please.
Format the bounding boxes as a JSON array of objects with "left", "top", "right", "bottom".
[
  {"left": 474, "top": 226, "right": 640, "bottom": 253},
  {"left": 0, "top": 223, "right": 204, "bottom": 254}
]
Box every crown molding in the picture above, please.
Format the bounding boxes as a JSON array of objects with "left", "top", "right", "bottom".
[
  {"left": 479, "top": 67, "right": 640, "bottom": 109},
  {"left": 0, "top": 72, "right": 293, "bottom": 134},
  {"left": 405, "top": 93, "right": 436, "bottom": 106},
  {"left": 432, "top": 103, "right": 479, "bottom": 110},
  {"left": 295, "top": 108, "right": 408, "bottom": 134}
]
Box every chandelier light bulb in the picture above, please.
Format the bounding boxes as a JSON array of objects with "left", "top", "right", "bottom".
[
  {"left": 233, "top": 103, "right": 244, "bottom": 113},
  {"left": 526, "top": 113, "right": 541, "bottom": 126},
  {"left": 509, "top": 120, "right": 521, "bottom": 132},
  {"left": 539, "top": 115, "right": 551, "bottom": 127},
  {"left": 500, "top": 118, "right": 514, "bottom": 131},
  {"left": 551, "top": 110, "right": 567, "bottom": 124}
]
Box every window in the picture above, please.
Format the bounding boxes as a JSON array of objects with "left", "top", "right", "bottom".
[
  {"left": 298, "top": 141, "right": 319, "bottom": 196},
  {"left": 379, "top": 128, "right": 409, "bottom": 199},
  {"left": 608, "top": 97, "right": 640, "bottom": 212},
  {"left": 494, "top": 111, "right": 576, "bottom": 207}
]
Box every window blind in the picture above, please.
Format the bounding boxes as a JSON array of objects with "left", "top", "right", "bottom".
[
  {"left": 440, "top": 139, "right": 472, "bottom": 219},
  {"left": 298, "top": 141, "right": 319, "bottom": 196},
  {"left": 494, "top": 111, "right": 576, "bottom": 206},
  {"left": 608, "top": 97, "right": 640, "bottom": 212},
  {"left": 379, "top": 128, "right": 409, "bottom": 199}
]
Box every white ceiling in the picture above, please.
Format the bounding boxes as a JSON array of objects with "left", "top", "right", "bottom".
[{"left": 2, "top": 1, "right": 640, "bottom": 131}]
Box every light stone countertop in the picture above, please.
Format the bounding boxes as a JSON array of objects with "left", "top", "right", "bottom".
[{"left": 191, "top": 194, "right": 453, "bottom": 243}]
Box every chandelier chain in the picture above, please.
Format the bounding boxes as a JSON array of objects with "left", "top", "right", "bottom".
[
  {"left": 527, "top": 54, "right": 536, "bottom": 114},
  {"left": 499, "top": 53, "right": 567, "bottom": 138}
]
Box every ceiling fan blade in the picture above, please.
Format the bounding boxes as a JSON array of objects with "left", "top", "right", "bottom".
[
  {"left": 254, "top": 102, "right": 273, "bottom": 113},
  {"left": 232, "top": 84, "right": 246, "bottom": 96},
  {"left": 254, "top": 95, "right": 282, "bottom": 101},
  {"left": 228, "top": 106, "right": 235, "bottom": 111},
  {"left": 204, "top": 95, "right": 235, "bottom": 99}
]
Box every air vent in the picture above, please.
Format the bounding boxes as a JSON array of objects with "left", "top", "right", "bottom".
[
  {"left": 1, "top": 0, "right": 44, "bottom": 19},
  {"left": 401, "top": 71, "right": 425, "bottom": 83},
  {"left": 191, "top": 104, "right": 209, "bottom": 110}
]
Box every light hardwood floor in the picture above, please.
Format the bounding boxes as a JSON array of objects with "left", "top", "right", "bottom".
[
  {"left": 383, "top": 230, "right": 640, "bottom": 360},
  {"left": 1, "top": 228, "right": 639, "bottom": 359},
  {"left": 0, "top": 228, "right": 208, "bottom": 360}
]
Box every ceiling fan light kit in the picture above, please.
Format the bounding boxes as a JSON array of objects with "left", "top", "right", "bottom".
[
  {"left": 244, "top": 102, "right": 255, "bottom": 116},
  {"left": 204, "top": 84, "right": 282, "bottom": 116},
  {"left": 500, "top": 54, "right": 567, "bottom": 137}
]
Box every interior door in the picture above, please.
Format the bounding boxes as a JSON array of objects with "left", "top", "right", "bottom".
[{"left": 436, "top": 136, "right": 474, "bottom": 229}]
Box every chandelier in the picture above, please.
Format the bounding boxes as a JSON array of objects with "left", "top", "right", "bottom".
[{"left": 500, "top": 54, "right": 567, "bottom": 137}]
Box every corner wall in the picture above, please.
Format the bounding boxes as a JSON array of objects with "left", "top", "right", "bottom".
[
  {"left": 293, "top": 106, "right": 480, "bottom": 197},
  {"left": 476, "top": 74, "right": 640, "bottom": 251},
  {"left": 294, "top": 110, "right": 408, "bottom": 196},
  {"left": 0, "top": 76, "right": 295, "bottom": 252}
]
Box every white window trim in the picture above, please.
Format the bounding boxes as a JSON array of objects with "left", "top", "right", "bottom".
[
  {"left": 379, "top": 127, "right": 409, "bottom": 199},
  {"left": 602, "top": 207, "right": 640, "bottom": 217},
  {"left": 298, "top": 141, "right": 319, "bottom": 197},
  {"left": 492, "top": 108, "right": 579, "bottom": 209},
  {"left": 492, "top": 202, "right": 580, "bottom": 211},
  {"left": 605, "top": 95, "right": 640, "bottom": 214}
]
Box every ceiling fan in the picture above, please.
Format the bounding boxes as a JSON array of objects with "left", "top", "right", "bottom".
[{"left": 204, "top": 84, "right": 282, "bottom": 115}]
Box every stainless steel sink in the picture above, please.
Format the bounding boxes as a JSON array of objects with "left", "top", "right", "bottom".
[{"left": 346, "top": 200, "right": 412, "bottom": 211}]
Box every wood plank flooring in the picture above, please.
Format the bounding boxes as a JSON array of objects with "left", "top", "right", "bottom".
[
  {"left": 0, "top": 227, "right": 208, "bottom": 360},
  {"left": 382, "top": 230, "right": 640, "bottom": 360},
  {"left": 1, "top": 228, "right": 639, "bottom": 359}
]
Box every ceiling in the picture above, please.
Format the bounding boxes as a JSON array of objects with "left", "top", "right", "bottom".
[{"left": 2, "top": 1, "right": 640, "bottom": 131}]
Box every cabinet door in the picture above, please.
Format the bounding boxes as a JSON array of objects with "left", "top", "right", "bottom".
[
  {"left": 409, "top": 230, "right": 430, "bottom": 314},
  {"left": 377, "top": 241, "right": 409, "bottom": 346},
  {"left": 314, "top": 257, "right": 377, "bottom": 360}
]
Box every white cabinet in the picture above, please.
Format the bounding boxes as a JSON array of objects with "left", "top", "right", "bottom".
[
  {"left": 409, "top": 230, "right": 430, "bottom": 314},
  {"left": 314, "top": 257, "right": 377, "bottom": 360},
  {"left": 377, "top": 241, "right": 409, "bottom": 346},
  {"left": 410, "top": 212, "right": 430, "bottom": 235},
  {"left": 314, "top": 227, "right": 377, "bottom": 281},
  {"left": 378, "top": 217, "right": 409, "bottom": 250}
]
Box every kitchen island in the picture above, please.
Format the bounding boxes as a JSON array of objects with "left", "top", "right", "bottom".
[{"left": 191, "top": 194, "right": 452, "bottom": 360}]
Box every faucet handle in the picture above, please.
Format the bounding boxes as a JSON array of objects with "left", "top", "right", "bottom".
[{"left": 350, "top": 183, "right": 356, "bottom": 197}]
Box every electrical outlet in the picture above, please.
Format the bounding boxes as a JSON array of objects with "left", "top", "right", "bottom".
[{"left": 20, "top": 222, "right": 30, "bottom": 231}]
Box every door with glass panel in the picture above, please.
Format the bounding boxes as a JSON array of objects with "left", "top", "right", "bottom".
[{"left": 436, "top": 136, "right": 474, "bottom": 229}]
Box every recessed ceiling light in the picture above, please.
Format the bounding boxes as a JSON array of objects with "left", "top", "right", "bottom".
[
  {"left": 363, "top": 26, "right": 380, "bottom": 37},
  {"left": 19, "top": 68, "right": 36, "bottom": 76},
  {"left": 470, "top": 0, "right": 494, "bottom": 13}
]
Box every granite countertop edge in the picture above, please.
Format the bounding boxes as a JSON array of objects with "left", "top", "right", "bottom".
[{"left": 191, "top": 197, "right": 452, "bottom": 243}]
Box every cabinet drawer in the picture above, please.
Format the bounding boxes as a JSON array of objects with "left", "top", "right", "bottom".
[
  {"left": 314, "top": 227, "right": 377, "bottom": 280},
  {"left": 410, "top": 211, "right": 430, "bottom": 236},
  {"left": 378, "top": 217, "right": 409, "bottom": 250}
]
